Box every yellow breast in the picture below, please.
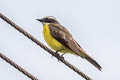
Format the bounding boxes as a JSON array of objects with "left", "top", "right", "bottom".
[{"left": 42, "top": 23, "right": 74, "bottom": 54}]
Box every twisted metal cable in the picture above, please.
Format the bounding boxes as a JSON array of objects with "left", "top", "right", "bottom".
[
  {"left": 0, "top": 13, "right": 92, "bottom": 80},
  {"left": 0, "top": 52, "right": 38, "bottom": 80}
]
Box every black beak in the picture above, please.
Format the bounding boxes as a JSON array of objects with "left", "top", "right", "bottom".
[{"left": 36, "top": 19, "right": 43, "bottom": 22}]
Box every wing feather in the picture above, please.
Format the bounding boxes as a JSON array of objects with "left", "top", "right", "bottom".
[
  {"left": 49, "top": 23, "right": 102, "bottom": 70},
  {"left": 49, "top": 24, "right": 85, "bottom": 56}
]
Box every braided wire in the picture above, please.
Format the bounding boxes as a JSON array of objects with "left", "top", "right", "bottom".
[
  {"left": 0, "top": 13, "right": 92, "bottom": 80},
  {"left": 0, "top": 53, "right": 38, "bottom": 80}
]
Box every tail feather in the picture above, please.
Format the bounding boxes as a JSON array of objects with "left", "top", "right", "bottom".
[
  {"left": 69, "top": 40, "right": 102, "bottom": 70},
  {"left": 84, "top": 55, "right": 102, "bottom": 71}
]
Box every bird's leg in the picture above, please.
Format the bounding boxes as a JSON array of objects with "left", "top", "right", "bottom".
[
  {"left": 56, "top": 48, "right": 64, "bottom": 53},
  {"left": 55, "top": 48, "right": 65, "bottom": 61},
  {"left": 52, "top": 48, "right": 64, "bottom": 59},
  {"left": 61, "top": 53, "right": 66, "bottom": 57}
]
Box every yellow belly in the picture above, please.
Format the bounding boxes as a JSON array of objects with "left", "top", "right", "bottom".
[{"left": 42, "top": 24, "right": 74, "bottom": 54}]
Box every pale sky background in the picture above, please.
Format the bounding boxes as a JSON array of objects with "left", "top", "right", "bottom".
[{"left": 0, "top": 0, "right": 120, "bottom": 80}]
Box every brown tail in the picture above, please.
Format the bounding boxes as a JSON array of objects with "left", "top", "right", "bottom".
[{"left": 84, "top": 55, "right": 102, "bottom": 71}]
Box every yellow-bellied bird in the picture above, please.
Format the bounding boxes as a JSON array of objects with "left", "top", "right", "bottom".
[{"left": 36, "top": 16, "right": 102, "bottom": 71}]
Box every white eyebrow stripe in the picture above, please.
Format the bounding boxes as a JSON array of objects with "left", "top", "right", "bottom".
[{"left": 44, "top": 16, "right": 56, "bottom": 20}]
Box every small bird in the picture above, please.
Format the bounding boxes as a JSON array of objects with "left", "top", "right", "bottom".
[{"left": 36, "top": 16, "right": 102, "bottom": 71}]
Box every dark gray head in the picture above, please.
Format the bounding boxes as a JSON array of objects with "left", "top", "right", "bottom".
[{"left": 36, "top": 16, "right": 59, "bottom": 24}]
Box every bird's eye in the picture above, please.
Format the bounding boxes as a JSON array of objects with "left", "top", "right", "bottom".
[
  {"left": 46, "top": 18, "right": 49, "bottom": 20},
  {"left": 44, "top": 18, "right": 49, "bottom": 22}
]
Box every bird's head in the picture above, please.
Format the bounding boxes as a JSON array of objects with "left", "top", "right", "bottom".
[{"left": 36, "top": 16, "right": 59, "bottom": 25}]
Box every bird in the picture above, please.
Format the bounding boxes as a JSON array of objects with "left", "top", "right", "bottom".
[{"left": 36, "top": 16, "right": 102, "bottom": 71}]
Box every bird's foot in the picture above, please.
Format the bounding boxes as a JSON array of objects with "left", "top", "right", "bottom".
[
  {"left": 58, "top": 53, "right": 65, "bottom": 61},
  {"left": 55, "top": 48, "right": 65, "bottom": 61}
]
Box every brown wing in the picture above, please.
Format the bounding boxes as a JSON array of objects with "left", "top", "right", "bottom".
[
  {"left": 49, "top": 23, "right": 102, "bottom": 71},
  {"left": 49, "top": 23, "right": 84, "bottom": 56}
]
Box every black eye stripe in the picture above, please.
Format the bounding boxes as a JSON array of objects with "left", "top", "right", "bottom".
[
  {"left": 45, "top": 18, "right": 52, "bottom": 21},
  {"left": 44, "top": 18, "right": 48, "bottom": 21}
]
